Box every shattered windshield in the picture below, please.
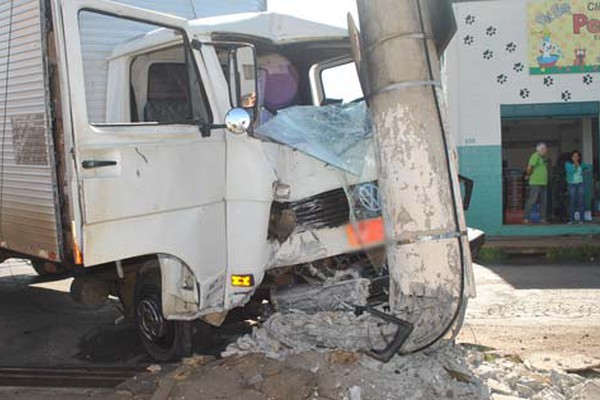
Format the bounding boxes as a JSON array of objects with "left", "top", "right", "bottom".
[{"left": 256, "top": 101, "right": 373, "bottom": 176}]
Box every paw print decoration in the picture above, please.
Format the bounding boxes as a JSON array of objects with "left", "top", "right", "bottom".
[
  {"left": 583, "top": 74, "right": 594, "bottom": 85},
  {"left": 465, "top": 15, "right": 476, "bottom": 25},
  {"left": 483, "top": 50, "right": 494, "bottom": 60},
  {"left": 463, "top": 35, "right": 474, "bottom": 46},
  {"left": 562, "top": 90, "right": 572, "bottom": 102},
  {"left": 486, "top": 26, "right": 497, "bottom": 36},
  {"left": 513, "top": 63, "right": 525, "bottom": 73},
  {"left": 543, "top": 76, "right": 554, "bottom": 87},
  {"left": 519, "top": 88, "right": 530, "bottom": 99},
  {"left": 497, "top": 74, "right": 508, "bottom": 85},
  {"left": 506, "top": 42, "right": 517, "bottom": 53}
]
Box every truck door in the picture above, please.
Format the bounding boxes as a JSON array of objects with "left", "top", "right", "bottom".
[{"left": 51, "top": 0, "right": 227, "bottom": 286}]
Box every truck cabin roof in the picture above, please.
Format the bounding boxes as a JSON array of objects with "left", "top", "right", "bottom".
[{"left": 107, "top": 12, "right": 350, "bottom": 61}]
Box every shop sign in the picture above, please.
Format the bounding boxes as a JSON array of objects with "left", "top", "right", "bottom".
[{"left": 528, "top": 0, "right": 600, "bottom": 74}]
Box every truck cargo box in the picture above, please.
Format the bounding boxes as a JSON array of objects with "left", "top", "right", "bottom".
[{"left": 0, "top": 0, "right": 61, "bottom": 260}]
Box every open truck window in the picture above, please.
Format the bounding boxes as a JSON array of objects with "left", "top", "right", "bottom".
[
  {"left": 78, "top": 11, "right": 210, "bottom": 125},
  {"left": 310, "top": 57, "right": 363, "bottom": 106},
  {"left": 321, "top": 62, "right": 363, "bottom": 105}
]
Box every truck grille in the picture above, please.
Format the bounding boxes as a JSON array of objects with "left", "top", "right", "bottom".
[
  {"left": 291, "top": 188, "right": 351, "bottom": 230},
  {"left": 268, "top": 182, "right": 381, "bottom": 243}
]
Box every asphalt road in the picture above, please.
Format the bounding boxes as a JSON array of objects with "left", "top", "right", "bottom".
[{"left": 0, "top": 259, "right": 145, "bottom": 367}]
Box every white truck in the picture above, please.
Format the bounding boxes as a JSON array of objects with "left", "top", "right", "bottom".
[{"left": 0, "top": 0, "right": 482, "bottom": 361}]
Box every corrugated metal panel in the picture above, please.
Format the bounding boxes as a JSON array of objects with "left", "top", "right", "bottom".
[
  {"left": 81, "top": 0, "right": 266, "bottom": 123},
  {"left": 0, "top": 0, "right": 61, "bottom": 260}
]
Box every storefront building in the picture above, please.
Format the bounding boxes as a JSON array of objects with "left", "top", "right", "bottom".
[{"left": 447, "top": 0, "right": 600, "bottom": 236}]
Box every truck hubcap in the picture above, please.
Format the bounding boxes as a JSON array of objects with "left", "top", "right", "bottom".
[{"left": 137, "top": 299, "right": 166, "bottom": 342}]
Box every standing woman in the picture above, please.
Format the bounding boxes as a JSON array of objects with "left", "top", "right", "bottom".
[{"left": 565, "top": 150, "right": 591, "bottom": 223}]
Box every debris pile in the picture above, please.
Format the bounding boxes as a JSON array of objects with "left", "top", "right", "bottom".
[
  {"left": 222, "top": 311, "right": 396, "bottom": 359},
  {"left": 212, "top": 316, "right": 600, "bottom": 399},
  {"left": 152, "top": 347, "right": 487, "bottom": 400},
  {"left": 463, "top": 345, "right": 600, "bottom": 400}
]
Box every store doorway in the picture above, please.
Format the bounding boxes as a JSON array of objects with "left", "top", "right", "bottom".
[{"left": 502, "top": 116, "right": 599, "bottom": 224}]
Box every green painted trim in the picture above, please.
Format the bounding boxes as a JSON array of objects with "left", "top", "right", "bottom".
[
  {"left": 496, "top": 224, "right": 600, "bottom": 237},
  {"left": 457, "top": 144, "right": 600, "bottom": 237},
  {"left": 529, "top": 66, "right": 600, "bottom": 75},
  {"left": 501, "top": 102, "right": 600, "bottom": 119},
  {"left": 458, "top": 145, "right": 503, "bottom": 234}
]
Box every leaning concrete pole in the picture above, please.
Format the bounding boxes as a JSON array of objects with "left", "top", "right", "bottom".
[{"left": 356, "top": 0, "right": 472, "bottom": 351}]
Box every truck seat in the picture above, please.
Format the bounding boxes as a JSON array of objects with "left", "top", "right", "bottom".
[{"left": 144, "top": 100, "right": 192, "bottom": 124}]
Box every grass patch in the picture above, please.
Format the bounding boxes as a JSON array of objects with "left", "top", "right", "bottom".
[
  {"left": 475, "top": 247, "right": 507, "bottom": 264},
  {"left": 546, "top": 245, "right": 600, "bottom": 262}
]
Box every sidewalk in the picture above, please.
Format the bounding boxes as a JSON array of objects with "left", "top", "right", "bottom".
[{"left": 484, "top": 234, "right": 600, "bottom": 257}]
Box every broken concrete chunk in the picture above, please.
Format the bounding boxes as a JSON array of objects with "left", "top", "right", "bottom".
[
  {"left": 516, "top": 375, "right": 547, "bottom": 393},
  {"left": 550, "top": 370, "right": 585, "bottom": 392},
  {"left": 532, "top": 387, "right": 566, "bottom": 400},
  {"left": 347, "top": 386, "right": 362, "bottom": 400},
  {"left": 247, "top": 373, "right": 264, "bottom": 388},
  {"left": 467, "top": 352, "right": 484, "bottom": 366},
  {"left": 487, "top": 378, "right": 513, "bottom": 396},
  {"left": 514, "top": 382, "right": 536, "bottom": 398},
  {"left": 491, "top": 395, "right": 527, "bottom": 400},
  {"left": 476, "top": 364, "right": 500, "bottom": 380},
  {"left": 571, "top": 380, "right": 600, "bottom": 400},
  {"left": 146, "top": 364, "right": 162, "bottom": 374}
]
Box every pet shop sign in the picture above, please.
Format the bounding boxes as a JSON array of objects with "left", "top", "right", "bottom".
[{"left": 528, "top": 0, "right": 600, "bottom": 74}]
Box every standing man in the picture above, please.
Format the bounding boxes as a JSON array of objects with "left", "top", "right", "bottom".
[{"left": 524, "top": 143, "right": 549, "bottom": 224}]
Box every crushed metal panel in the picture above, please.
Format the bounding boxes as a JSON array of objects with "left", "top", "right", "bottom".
[{"left": 0, "top": 0, "right": 62, "bottom": 260}]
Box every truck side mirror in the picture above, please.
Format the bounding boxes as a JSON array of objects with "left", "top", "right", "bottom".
[
  {"left": 228, "top": 45, "right": 258, "bottom": 120},
  {"left": 225, "top": 108, "right": 251, "bottom": 135}
]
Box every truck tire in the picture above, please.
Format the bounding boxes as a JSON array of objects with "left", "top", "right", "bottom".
[{"left": 134, "top": 267, "right": 192, "bottom": 362}]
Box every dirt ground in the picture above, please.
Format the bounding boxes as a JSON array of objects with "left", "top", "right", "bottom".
[{"left": 457, "top": 263, "right": 600, "bottom": 371}]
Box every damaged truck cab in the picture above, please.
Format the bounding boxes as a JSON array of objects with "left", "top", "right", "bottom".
[
  {"left": 47, "top": 0, "right": 387, "bottom": 359},
  {"left": 0, "top": 0, "right": 478, "bottom": 360}
]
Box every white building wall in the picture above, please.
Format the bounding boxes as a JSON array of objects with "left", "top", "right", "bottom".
[{"left": 448, "top": 0, "right": 600, "bottom": 149}]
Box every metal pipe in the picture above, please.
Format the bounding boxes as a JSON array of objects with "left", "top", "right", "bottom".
[{"left": 115, "top": 260, "right": 124, "bottom": 279}]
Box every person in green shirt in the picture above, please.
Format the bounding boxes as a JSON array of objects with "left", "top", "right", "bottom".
[
  {"left": 565, "top": 150, "right": 591, "bottom": 223},
  {"left": 524, "top": 143, "right": 548, "bottom": 224}
]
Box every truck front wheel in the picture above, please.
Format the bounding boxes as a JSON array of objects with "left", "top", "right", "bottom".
[{"left": 134, "top": 268, "right": 192, "bottom": 362}]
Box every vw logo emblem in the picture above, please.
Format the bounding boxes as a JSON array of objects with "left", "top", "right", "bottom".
[{"left": 357, "top": 183, "right": 381, "bottom": 213}]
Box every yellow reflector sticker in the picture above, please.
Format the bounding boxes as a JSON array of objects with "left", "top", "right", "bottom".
[{"left": 231, "top": 274, "right": 254, "bottom": 287}]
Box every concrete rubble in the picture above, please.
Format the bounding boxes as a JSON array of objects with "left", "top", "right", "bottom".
[
  {"left": 176, "top": 312, "right": 600, "bottom": 400},
  {"left": 222, "top": 310, "right": 396, "bottom": 359}
]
